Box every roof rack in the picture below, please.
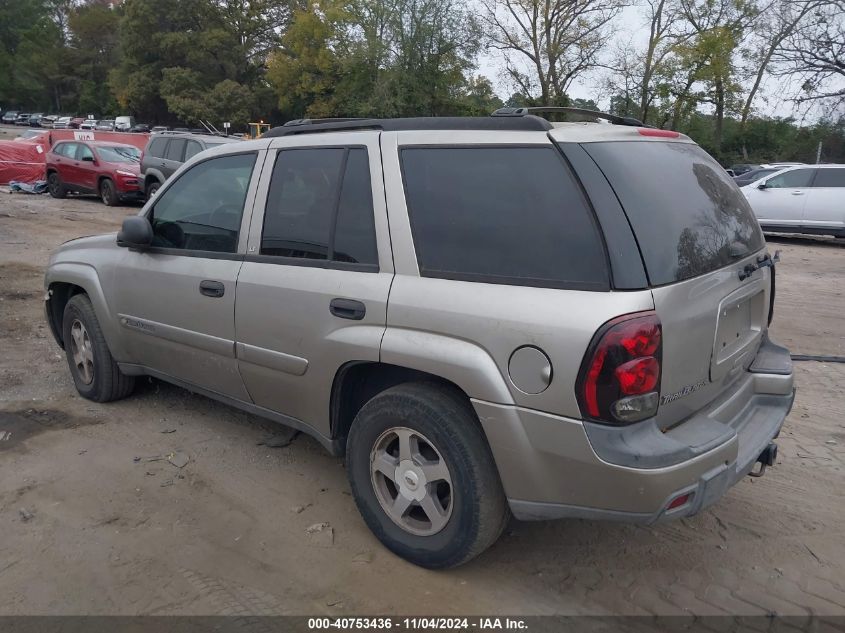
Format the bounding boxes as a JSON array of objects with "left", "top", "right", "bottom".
[
  {"left": 263, "top": 115, "right": 553, "bottom": 138},
  {"left": 492, "top": 106, "right": 645, "bottom": 127}
]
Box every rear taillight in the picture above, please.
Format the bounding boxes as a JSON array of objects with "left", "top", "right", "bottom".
[{"left": 576, "top": 312, "right": 662, "bottom": 425}]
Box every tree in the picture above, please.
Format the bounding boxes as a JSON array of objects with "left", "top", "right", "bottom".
[
  {"left": 737, "top": 0, "right": 825, "bottom": 156},
  {"left": 661, "top": 0, "right": 758, "bottom": 151},
  {"left": 774, "top": 0, "right": 844, "bottom": 112},
  {"left": 68, "top": 1, "right": 123, "bottom": 115},
  {"left": 110, "top": 0, "right": 262, "bottom": 123},
  {"left": 265, "top": 0, "right": 346, "bottom": 117},
  {"left": 268, "top": 0, "right": 482, "bottom": 118},
  {"left": 0, "top": 0, "right": 65, "bottom": 109},
  {"left": 481, "top": 0, "right": 625, "bottom": 105}
]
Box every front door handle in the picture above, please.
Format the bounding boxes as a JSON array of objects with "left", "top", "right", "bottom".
[
  {"left": 791, "top": 190, "right": 805, "bottom": 195},
  {"left": 199, "top": 280, "right": 225, "bottom": 298},
  {"left": 330, "top": 298, "right": 366, "bottom": 320}
]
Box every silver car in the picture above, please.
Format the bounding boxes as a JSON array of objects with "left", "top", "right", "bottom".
[
  {"left": 44, "top": 111, "right": 794, "bottom": 568},
  {"left": 742, "top": 164, "right": 845, "bottom": 237}
]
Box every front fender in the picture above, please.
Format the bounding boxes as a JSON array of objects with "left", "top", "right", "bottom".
[
  {"left": 379, "top": 327, "right": 514, "bottom": 405},
  {"left": 45, "top": 261, "right": 128, "bottom": 361}
]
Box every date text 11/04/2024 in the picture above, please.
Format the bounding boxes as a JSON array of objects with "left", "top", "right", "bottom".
[{"left": 307, "top": 618, "right": 528, "bottom": 630}]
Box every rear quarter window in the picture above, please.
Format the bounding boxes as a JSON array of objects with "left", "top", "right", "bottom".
[
  {"left": 583, "top": 141, "right": 765, "bottom": 286},
  {"left": 812, "top": 169, "right": 845, "bottom": 187},
  {"left": 400, "top": 146, "right": 609, "bottom": 290}
]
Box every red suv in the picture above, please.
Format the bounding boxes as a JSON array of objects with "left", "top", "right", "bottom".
[{"left": 46, "top": 141, "right": 143, "bottom": 206}]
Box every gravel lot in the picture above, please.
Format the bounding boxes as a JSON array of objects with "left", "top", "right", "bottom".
[{"left": 1, "top": 181, "right": 844, "bottom": 616}]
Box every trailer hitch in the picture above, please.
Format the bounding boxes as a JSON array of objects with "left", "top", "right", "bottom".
[{"left": 749, "top": 442, "right": 778, "bottom": 477}]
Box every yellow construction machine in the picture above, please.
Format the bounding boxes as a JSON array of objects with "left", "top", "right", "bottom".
[{"left": 247, "top": 121, "right": 271, "bottom": 139}]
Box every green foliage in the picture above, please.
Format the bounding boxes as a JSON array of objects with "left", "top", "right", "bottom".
[{"left": 267, "top": 0, "right": 483, "bottom": 119}]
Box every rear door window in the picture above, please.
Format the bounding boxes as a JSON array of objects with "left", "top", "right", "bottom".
[
  {"left": 260, "top": 147, "right": 378, "bottom": 267},
  {"left": 582, "top": 141, "right": 765, "bottom": 286},
  {"left": 165, "top": 139, "right": 186, "bottom": 162},
  {"left": 77, "top": 144, "right": 94, "bottom": 161},
  {"left": 400, "top": 146, "right": 608, "bottom": 289},
  {"left": 148, "top": 138, "right": 168, "bottom": 158},
  {"left": 811, "top": 169, "right": 845, "bottom": 188},
  {"left": 54, "top": 143, "right": 74, "bottom": 158},
  {"left": 765, "top": 168, "right": 815, "bottom": 188}
]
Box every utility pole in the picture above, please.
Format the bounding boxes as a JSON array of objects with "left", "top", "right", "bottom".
[{"left": 816, "top": 141, "right": 822, "bottom": 164}]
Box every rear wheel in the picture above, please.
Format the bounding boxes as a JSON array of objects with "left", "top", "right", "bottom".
[
  {"left": 47, "top": 172, "right": 66, "bottom": 199},
  {"left": 62, "top": 294, "right": 135, "bottom": 402},
  {"left": 100, "top": 178, "right": 119, "bottom": 206},
  {"left": 346, "top": 382, "right": 509, "bottom": 568}
]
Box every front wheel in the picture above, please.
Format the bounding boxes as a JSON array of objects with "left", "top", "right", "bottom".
[
  {"left": 145, "top": 180, "right": 161, "bottom": 200},
  {"left": 62, "top": 294, "right": 135, "bottom": 402},
  {"left": 100, "top": 178, "right": 119, "bottom": 206},
  {"left": 346, "top": 383, "right": 509, "bottom": 569}
]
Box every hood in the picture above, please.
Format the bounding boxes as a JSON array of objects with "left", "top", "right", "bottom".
[
  {"left": 54, "top": 233, "right": 117, "bottom": 255},
  {"left": 104, "top": 160, "right": 141, "bottom": 175}
]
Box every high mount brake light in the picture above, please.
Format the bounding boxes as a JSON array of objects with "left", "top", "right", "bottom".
[
  {"left": 637, "top": 128, "right": 680, "bottom": 138},
  {"left": 577, "top": 312, "right": 662, "bottom": 424}
]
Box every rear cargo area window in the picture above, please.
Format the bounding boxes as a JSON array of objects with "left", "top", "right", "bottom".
[
  {"left": 583, "top": 141, "right": 765, "bottom": 286},
  {"left": 400, "top": 146, "right": 609, "bottom": 290}
]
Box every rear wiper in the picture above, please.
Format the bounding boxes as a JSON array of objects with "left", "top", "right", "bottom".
[{"left": 739, "top": 250, "right": 780, "bottom": 281}]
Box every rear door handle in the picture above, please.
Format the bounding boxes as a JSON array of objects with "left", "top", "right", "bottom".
[
  {"left": 330, "top": 298, "right": 366, "bottom": 320},
  {"left": 791, "top": 190, "right": 805, "bottom": 195},
  {"left": 199, "top": 280, "right": 225, "bottom": 298}
]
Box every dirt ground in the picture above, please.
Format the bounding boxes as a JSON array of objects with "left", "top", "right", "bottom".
[{"left": 0, "top": 185, "right": 844, "bottom": 617}]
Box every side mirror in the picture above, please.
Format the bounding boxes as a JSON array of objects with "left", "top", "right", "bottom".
[
  {"left": 117, "top": 215, "right": 153, "bottom": 249},
  {"left": 757, "top": 182, "right": 768, "bottom": 190}
]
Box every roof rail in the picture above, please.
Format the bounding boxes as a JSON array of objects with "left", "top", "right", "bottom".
[
  {"left": 263, "top": 115, "right": 553, "bottom": 138},
  {"left": 283, "top": 117, "right": 368, "bottom": 127},
  {"left": 492, "top": 106, "right": 645, "bottom": 127},
  {"left": 152, "top": 129, "right": 226, "bottom": 138}
]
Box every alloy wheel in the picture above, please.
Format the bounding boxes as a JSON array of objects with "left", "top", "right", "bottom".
[
  {"left": 70, "top": 319, "right": 94, "bottom": 385},
  {"left": 370, "top": 426, "right": 453, "bottom": 536}
]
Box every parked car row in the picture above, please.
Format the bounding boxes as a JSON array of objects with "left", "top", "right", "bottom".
[{"left": 1, "top": 111, "right": 153, "bottom": 132}]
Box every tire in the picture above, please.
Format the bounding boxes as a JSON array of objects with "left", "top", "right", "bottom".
[
  {"left": 346, "top": 382, "right": 509, "bottom": 569},
  {"left": 62, "top": 294, "right": 135, "bottom": 402},
  {"left": 100, "top": 178, "right": 119, "bottom": 206},
  {"left": 47, "top": 172, "right": 66, "bottom": 199},
  {"left": 146, "top": 180, "right": 161, "bottom": 200}
]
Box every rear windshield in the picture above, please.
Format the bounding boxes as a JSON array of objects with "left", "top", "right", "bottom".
[{"left": 583, "top": 141, "right": 764, "bottom": 286}]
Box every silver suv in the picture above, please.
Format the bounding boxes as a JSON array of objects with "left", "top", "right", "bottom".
[{"left": 44, "top": 110, "right": 795, "bottom": 568}]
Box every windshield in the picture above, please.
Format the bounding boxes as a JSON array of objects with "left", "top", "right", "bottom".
[
  {"left": 96, "top": 146, "right": 140, "bottom": 163},
  {"left": 582, "top": 141, "right": 765, "bottom": 286}
]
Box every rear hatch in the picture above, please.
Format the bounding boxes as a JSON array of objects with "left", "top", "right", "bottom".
[{"left": 579, "top": 137, "right": 771, "bottom": 429}]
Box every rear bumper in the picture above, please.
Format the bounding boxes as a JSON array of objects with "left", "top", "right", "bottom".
[{"left": 474, "top": 338, "right": 794, "bottom": 523}]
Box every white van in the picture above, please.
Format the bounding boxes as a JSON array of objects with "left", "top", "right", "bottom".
[{"left": 114, "top": 116, "right": 136, "bottom": 132}]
